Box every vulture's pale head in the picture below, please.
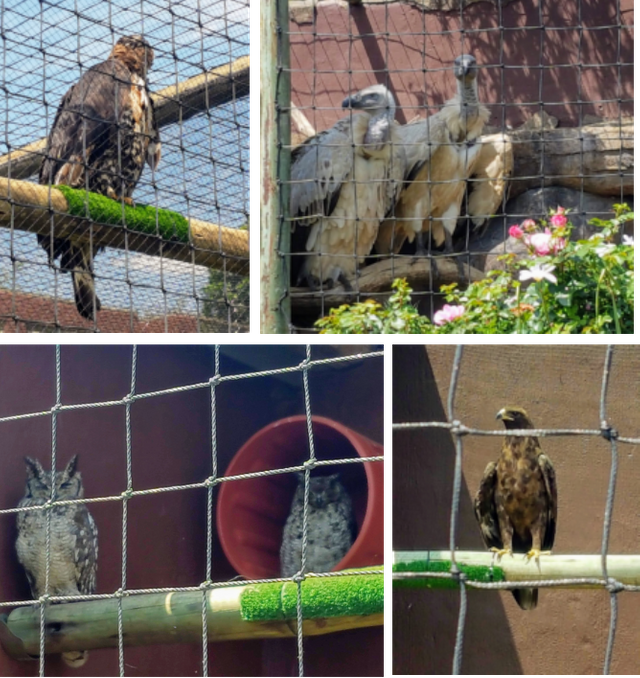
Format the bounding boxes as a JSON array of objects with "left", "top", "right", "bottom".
[
  {"left": 342, "top": 84, "right": 396, "bottom": 119},
  {"left": 454, "top": 54, "right": 478, "bottom": 84}
]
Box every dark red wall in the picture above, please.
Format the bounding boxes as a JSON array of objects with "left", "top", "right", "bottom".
[
  {"left": 289, "top": 0, "right": 633, "bottom": 130},
  {"left": 0, "top": 345, "right": 383, "bottom": 677}
]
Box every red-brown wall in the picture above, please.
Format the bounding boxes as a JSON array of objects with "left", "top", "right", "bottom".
[
  {"left": 290, "top": 0, "right": 633, "bottom": 131},
  {"left": 0, "top": 345, "right": 383, "bottom": 677}
]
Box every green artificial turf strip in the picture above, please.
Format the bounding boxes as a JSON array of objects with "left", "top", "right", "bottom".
[
  {"left": 240, "top": 569, "right": 383, "bottom": 622},
  {"left": 392, "top": 560, "right": 505, "bottom": 589},
  {"left": 55, "top": 185, "right": 190, "bottom": 242}
]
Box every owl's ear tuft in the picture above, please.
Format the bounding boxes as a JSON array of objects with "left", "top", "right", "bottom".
[
  {"left": 63, "top": 455, "right": 79, "bottom": 479},
  {"left": 65, "top": 454, "right": 78, "bottom": 476},
  {"left": 24, "top": 457, "right": 45, "bottom": 480}
]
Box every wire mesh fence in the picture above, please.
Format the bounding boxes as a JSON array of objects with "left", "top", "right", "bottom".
[
  {"left": 0, "top": 343, "right": 385, "bottom": 676},
  {"left": 263, "top": 0, "right": 633, "bottom": 332},
  {"left": 391, "top": 343, "right": 640, "bottom": 675},
  {"left": 0, "top": 0, "right": 249, "bottom": 333}
]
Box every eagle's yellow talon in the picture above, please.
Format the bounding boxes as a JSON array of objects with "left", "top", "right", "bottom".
[
  {"left": 490, "top": 547, "right": 513, "bottom": 560},
  {"left": 525, "top": 549, "right": 551, "bottom": 562}
]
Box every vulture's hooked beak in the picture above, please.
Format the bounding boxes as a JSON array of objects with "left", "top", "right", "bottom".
[
  {"left": 454, "top": 55, "right": 477, "bottom": 81},
  {"left": 342, "top": 93, "right": 361, "bottom": 110}
]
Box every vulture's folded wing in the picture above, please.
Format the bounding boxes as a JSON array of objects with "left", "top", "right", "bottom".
[{"left": 290, "top": 121, "right": 354, "bottom": 229}]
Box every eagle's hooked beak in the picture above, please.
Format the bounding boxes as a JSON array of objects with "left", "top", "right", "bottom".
[
  {"left": 496, "top": 408, "right": 510, "bottom": 421},
  {"left": 342, "top": 93, "right": 360, "bottom": 109}
]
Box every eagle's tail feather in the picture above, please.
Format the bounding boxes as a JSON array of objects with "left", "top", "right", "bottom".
[
  {"left": 72, "top": 268, "right": 101, "bottom": 321},
  {"left": 65, "top": 243, "right": 101, "bottom": 321},
  {"left": 38, "top": 236, "right": 101, "bottom": 320},
  {"left": 512, "top": 587, "right": 538, "bottom": 610}
]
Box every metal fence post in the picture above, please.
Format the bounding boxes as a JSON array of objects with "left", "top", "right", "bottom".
[{"left": 260, "top": 0, "right": 291, "bottom": 333}]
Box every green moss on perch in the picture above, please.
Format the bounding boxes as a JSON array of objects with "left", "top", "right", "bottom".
[
  {"left": 56, "top": 185, "right": 190, "bottom": 242},
  {"left": 393, "top": 560, "right": 505, "bottom": 589},
  {"left": 240, "top": 569, "right": 383, "bottom": 622}
]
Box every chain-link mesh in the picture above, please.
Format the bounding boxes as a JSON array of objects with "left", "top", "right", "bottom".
[
  {"left": 266, "top": 0, "right": 633, "bottom": 332},
  {"left": 0, "top": 1, "right": 249, "bottom": 332}
]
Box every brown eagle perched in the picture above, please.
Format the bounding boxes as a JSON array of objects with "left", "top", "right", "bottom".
[
  {"left": 474, "top": 406, "right": 557, "bottom": 610},
  {"left": 39, "top": 35, "right": 161, "bottom": 320}
]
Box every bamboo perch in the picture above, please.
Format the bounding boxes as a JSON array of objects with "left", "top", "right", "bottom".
[
  {"left": 0, "top": 55, "right": 250, "bottom": 180},
  {"left": 0, "top": 580, "right": 382, "bottom": 660},
  {"left": 0, "top": 178, "right": 248, "bottom": 272},
  {"left": 393, "top": 551, "right": 640, "bottom": 588}
]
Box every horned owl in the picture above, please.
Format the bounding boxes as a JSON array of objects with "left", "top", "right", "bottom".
[
  {"left": 16, "top": 455, "right": 98, "bottom": 668},
  {"left": 280, "top": 472, "right": 355, "bottom": 577}
]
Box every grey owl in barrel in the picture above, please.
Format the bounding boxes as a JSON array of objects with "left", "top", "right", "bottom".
[{"left": 280, "top": 473, "right": 355, "bottom": 577}]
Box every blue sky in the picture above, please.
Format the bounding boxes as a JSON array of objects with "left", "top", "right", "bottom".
[{"left": 0, "top": 0, "right": 249, "bottom": 324}]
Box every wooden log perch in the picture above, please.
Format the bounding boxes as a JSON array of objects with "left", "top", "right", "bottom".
[
  {"left": 0, "top": 576, "right": 382, "bottom": 660},
  {"left": 507, "top": 119, "right": 633, "bottom": 198},
  {"left": 0, "top": 56, "right": 250, "bottom": 180},
  {"left": 290, "top": 256, "right": 484, "bottom": 312},
  {"left": 0, "top": 178, "right": 248, "bottom": 273},
  {"left": 0, "top": 594, "right": 380, "bottom": 659}
]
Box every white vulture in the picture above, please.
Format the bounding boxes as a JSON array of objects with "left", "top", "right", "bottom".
[
  {"left": 375, "top": 54, "right": 501, "bottom": 257},
  {"left": 290, "top": 84, "right": 406, "bottom": 290}
]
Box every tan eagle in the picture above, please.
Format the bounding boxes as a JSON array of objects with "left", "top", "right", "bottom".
[
  {"left": 39, "top": 35, "right": 161, "bottom": 320},
  {"left": 474, "top": 406, "right": 558, "bottom": 610}
]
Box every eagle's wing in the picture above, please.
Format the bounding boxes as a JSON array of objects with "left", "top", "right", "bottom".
[
  {"left": 145, "top": 87, "right": 162, "bottom": 171},
  {"left": 538, "top": 453, "right": 557, "bottom": 551},
  {"left": 39, "top": 85, "right": 77, "bottom": 185},
  {"left": 473, "top": 460, "right": 502, "bottom": 550},
  {"left": 39, "top": 58, "right": 133, "bottom": 187}
]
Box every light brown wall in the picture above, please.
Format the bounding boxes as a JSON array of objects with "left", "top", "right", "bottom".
[{"left": 393, "top": 344, "right": 639, "bottom": 675}]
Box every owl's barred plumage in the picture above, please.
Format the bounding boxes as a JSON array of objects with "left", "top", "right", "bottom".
[
  {"left": 280, "top": 473, "right": 355, "bottom": 578},
  {"left": 16, "top": 455, "right": 98, "bottom": 667},
  {"left": 38, "top": 34, "right": 161, "bottom": 320}
]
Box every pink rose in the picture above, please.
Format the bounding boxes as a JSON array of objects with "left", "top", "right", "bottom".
[
  {"left": 549, "top": 214, "right": 567, "bottom": 229},
  {"left": 525, "top": 232, "right": 553, "bottom": 256},
  {"left": 508, "top": 225, "right": 524, "bottom": 239},
  {"left": 552, "top": 237, "right": 567, "bottom": 253},
  {"left": 521, "top": 219, "right": 537, "bottom": 231},
  {"left": 434, "top": 304, "right": 465, "bottom": 326}
]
